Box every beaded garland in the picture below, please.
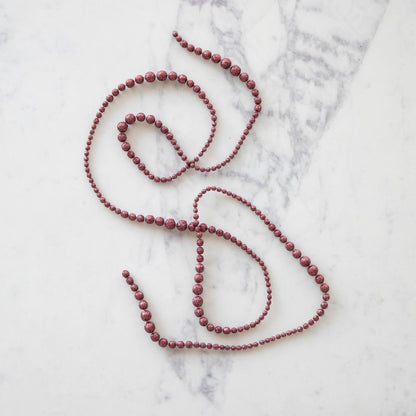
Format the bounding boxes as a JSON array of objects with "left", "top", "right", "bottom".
[{"left": 83, "top": 31, "right": 330, "bottom": 352}]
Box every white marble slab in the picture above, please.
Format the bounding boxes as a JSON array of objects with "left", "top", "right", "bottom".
[{"left": 1, "top": 0, "right": 416, "bottom": 414}]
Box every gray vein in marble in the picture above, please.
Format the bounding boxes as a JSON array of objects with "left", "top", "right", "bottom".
[{"left": 165, "top": 0, "right": 390, "bottom": 405}]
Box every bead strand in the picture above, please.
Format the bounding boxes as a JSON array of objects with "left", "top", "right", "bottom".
[{"left": 85, "top": 30, "right": 330, "bottom": 352}]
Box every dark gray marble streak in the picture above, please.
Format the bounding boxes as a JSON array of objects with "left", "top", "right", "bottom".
[
  {"left": 273, "top": 0, "right": 389, "bottom": 202},
  {"left": 165, "top": 0, "right": 389, "bottom": 404}
]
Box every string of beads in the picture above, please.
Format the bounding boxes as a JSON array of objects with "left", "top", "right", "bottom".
[{"left": 84, "top": 30, "right": 330, "bottom": 351}]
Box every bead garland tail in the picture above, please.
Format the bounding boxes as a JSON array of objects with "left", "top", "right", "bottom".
[{"left": 83, "top": 31, "right": 330, "bottom": 352}]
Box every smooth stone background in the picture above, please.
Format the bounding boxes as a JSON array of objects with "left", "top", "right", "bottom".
[{"left": 1, "top": 0, "right": 415, "bottom": 414}]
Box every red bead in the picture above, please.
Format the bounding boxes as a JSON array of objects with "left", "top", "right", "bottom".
[
  {"left": 155, "top": 217, "right": 164, "bottom": 226},
  {"left": 117, "top": 122, "right": 128, "bottom": 132},
  {"left": 221, "top": 58, "right": 231, "bottom": 69},
  {"left": 192, "top": 296, "right": 203, "bottom": 307},
  {"left": 230, "top": 65, "right": 241, "bottom": 76},
  {"left": 150, "top": 332, "right": 160, "bottom": 342},
  {"left": 145, "top": 215, "right": 154, "bottom": 224},
  {"left": 176, "top": 220, "right": 187, "bottom": 231},
  {"left": 145, "top": 72, "right": 155, "bottom": 82},
  {"left": 141, "top": 310, "right": 152, "bottom": 321},
  {"left": 239, "top": 72, "right": 249, "bottom": 82},
  {"left": 178, "top": 74, "right": 187, "bottom": 84},
  {"left": 202, "top": 50, "right": 211, "bottom": 59},
  {"left": 285, "top": 242, "right": 294, "bottom": 251},
  {"left": 211, "top": 53, "right": 221, "bottom": 63},
  {"left": 139, "top": 300, "right": 148, "bottom": 310},
  {"left": 292, "top": 249, "right": 301, "bottom": 258},
  {"left": 156, "top": 70, "right": 167, "bottom": 81},
  {"left": 300, "top": 256, "right": 311, "bottom": 267},
  {"left": 125, "top": 113, "right": 135, "bottom": 124},
  {"left": 320, "top": 283, "right": 329, "bottom": 293},
  {"left": 193, "top": 284, "right": 203, "bottom": 295},
  {"left": 136, "top": 113, "right": 145, "bottom": 122},
  {"left": 159, "top": 338, "right": 168, "bottom": 347},
  {"left": 134, "top": 291, "right": 144, "bottom": 301},
  {"left": 165, "top": 218, "right": 175, "bottom": 229},
  {"left": 308, "top": 265, "right": 318, "bottom": 276},
  {"left": 168, "top": 71, "right": 177, "bottom": 81},
  {"left": 246, "top": 80, "right": 256, "bottom": 89},
  {"left": 144, "top": 322, "right": 155, "bottom": 333}
]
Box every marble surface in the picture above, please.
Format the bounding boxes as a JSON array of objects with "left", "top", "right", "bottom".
[{"left": 1, "top": 0, "right": 416, "bottom": 414}]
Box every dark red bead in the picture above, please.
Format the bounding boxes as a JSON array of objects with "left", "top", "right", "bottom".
[
  {"left": 146, "top": 114, "right": 155, "bottom": 124},
  {"left": 292, "top": 249, "right": 301, "bottom": 259},
  {"left": 150, "top": 332, "right": 160, "bottom": 342},
  {"left": 230, "top": 65, "right": 241, "bottom": 76},
  {"left": 125, "top": 113, "right": 135, "bottom": 124},
  {"left": 145, "top": 215, "right": 154, "bottom": 224},
  {"left": 239, "top": 72, "right": 249, "bottom": 82},
  {"left": 117, "top": 122, "right": 128, "bottom": 132},
  {"left": 246, "top": 80, "right": 256, "bottom": 89},
  {"left": 300, "top": 256, "right": 311, "bottom": 267},
  {"left": 320, "top": 283, "right": 329, "bottom": 293},
  {"left": 176, "top": 220, "right": 187, "bottom": 231},
  {"left": 155, "top": 217, "right": 164, "bottom": 226},
  {"left": 126, "top": 79, "right": 135, "bottom": 88},
  {"left": 145, "top": 72, "right": 155, "bottom": 82},
  {"left": 165, "top": 218, "right": 175, "bottom": 229},
  {"left": 221, "top": 58, "right": 231, "bottom": 69},
  {"left": 193, "top": 284, "right": 203, "bottom": 295},
  {"left": 192, "top": 296, "right": 203, "bottom": 307},
  {"left": 139, "top": 300, "right": 148, "bottom": 310},
  {"left": 178, "top": 74, "right": 187, "bottom": 84},
  {"left": 144, "top": 322, "right": 155, "bottom": 333},
  {"left": 211, "top": 53, "right": 221, "bottom": 63},
  {"left": 141, "top": 310, "right": 152, "bottom": 321},
  {"left": 136, "top": 113, "right": 145, "bottom": 122},
  {"left": 308, "top": 265, "right": 318, "bottom": 276},
  {"left": 156, "top": 70, "right": 167, "bottom": 81},
  {"left": 134, "top": 291, "right": 144, "bottom": 301}
]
